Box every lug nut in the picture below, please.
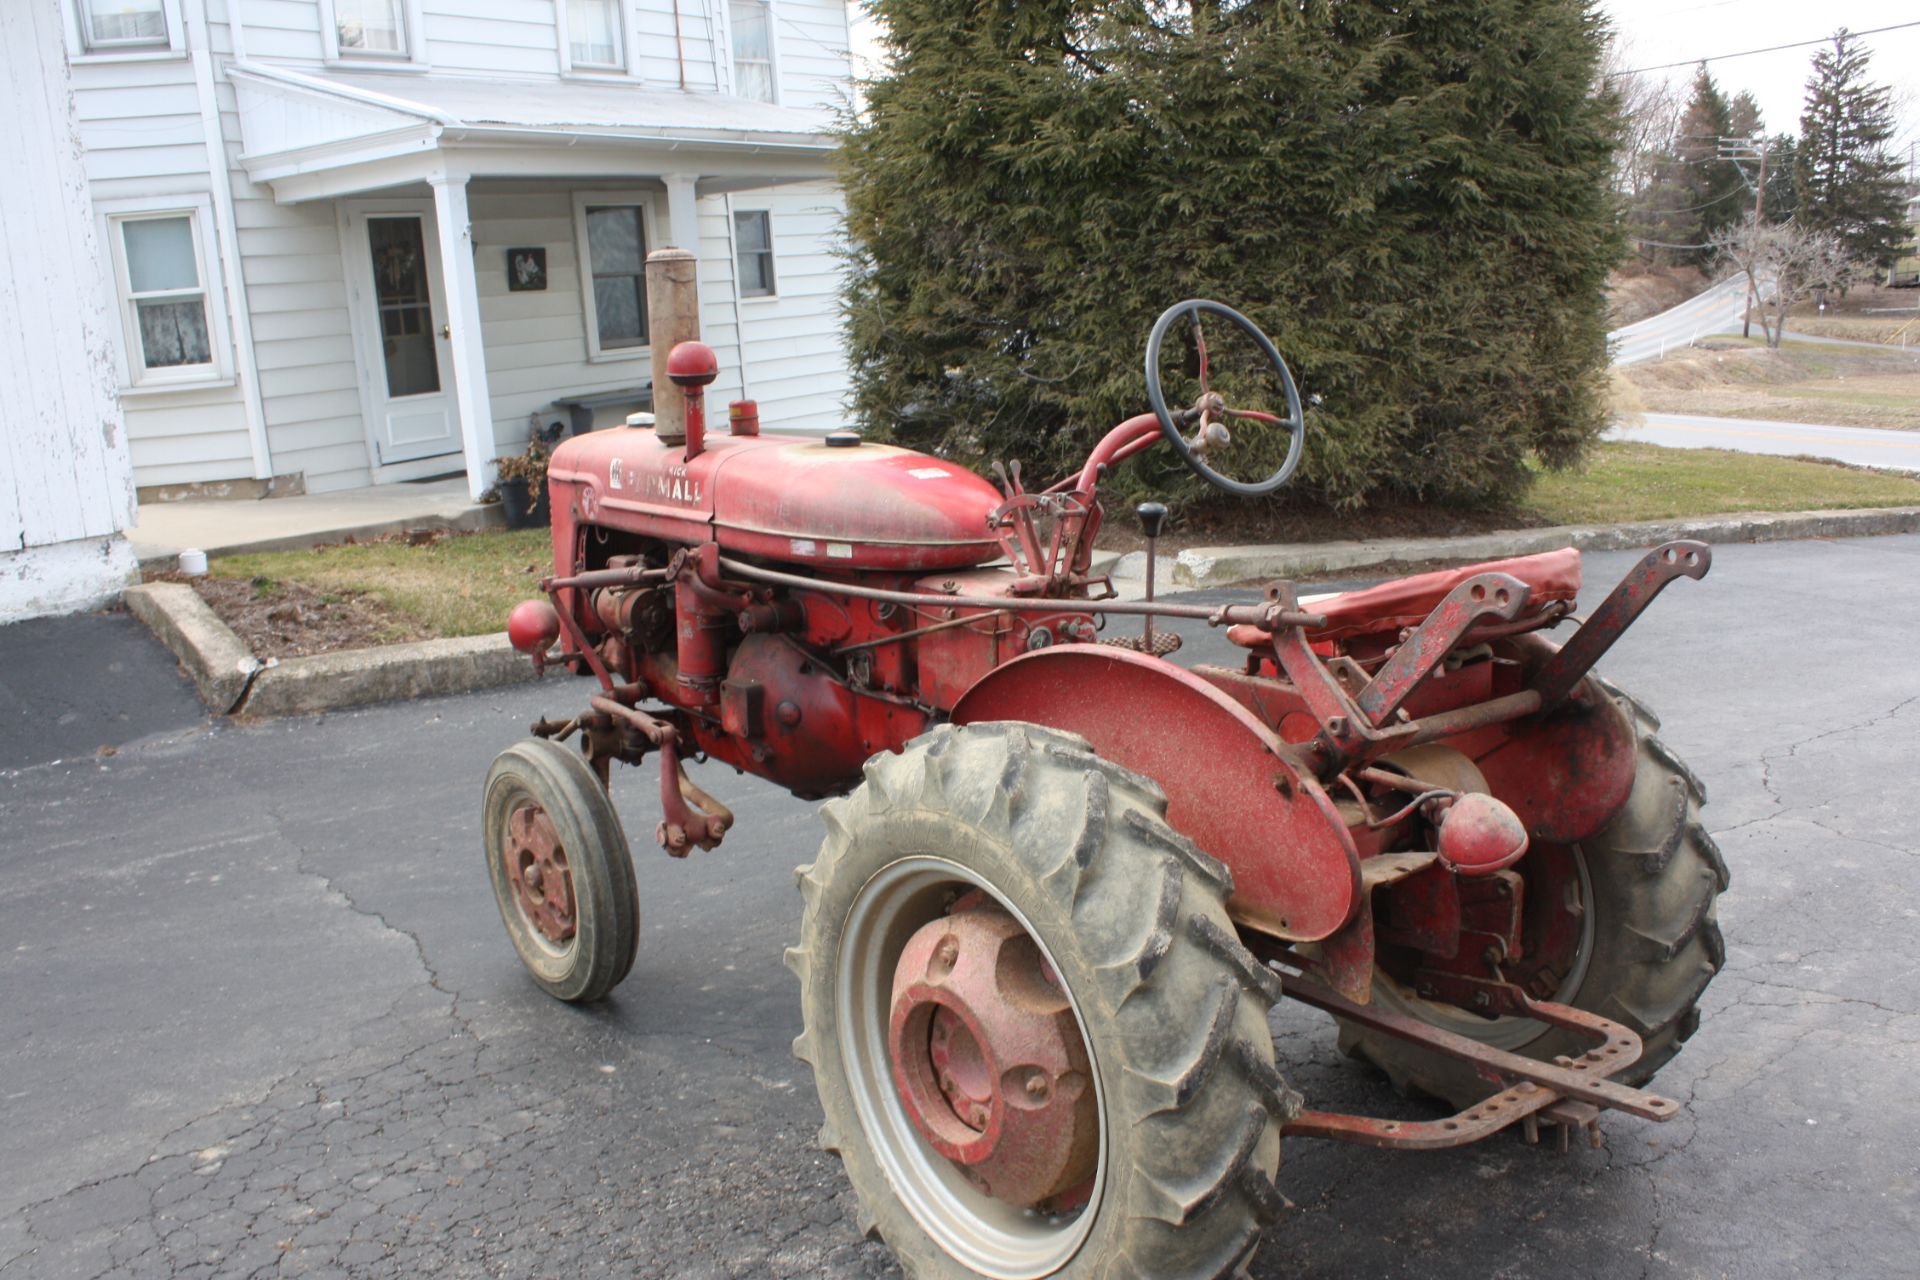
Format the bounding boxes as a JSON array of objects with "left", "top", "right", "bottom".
[
  {"left": 1025, "top": 1073, "right": 1050, "bottom": 1099},
  {"left": 523, "top": 865, "right": 543, "bottom": 890}
]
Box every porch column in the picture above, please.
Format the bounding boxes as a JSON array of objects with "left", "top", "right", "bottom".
[
  {"left": 429, "top": 173, "right": 496, "bottom": 501},
  {"left": 662, "top": 172, "right": 701, "bottom": 254}
]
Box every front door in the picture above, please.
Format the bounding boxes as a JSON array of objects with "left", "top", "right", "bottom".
[{"left": 347, "top": 205, "right": 460, "bottom": 467}]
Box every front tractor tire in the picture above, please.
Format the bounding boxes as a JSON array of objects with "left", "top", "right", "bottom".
[
  {"left": 789, "top": 722, "right": 1300, "bottom": 1280},
  {"left": 1339, "top": 688, "right": 1730, "bottom": 1107},
  {"left": 483, "top": 739, "right": 640, "bottom": 1003}
]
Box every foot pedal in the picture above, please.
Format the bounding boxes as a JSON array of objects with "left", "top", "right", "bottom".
[{"left": 1101, "top": 632, "right": 1183, "bottom": 656}]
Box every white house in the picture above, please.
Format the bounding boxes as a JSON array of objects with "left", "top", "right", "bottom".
[
  {"left": 2, "top": 1, "right": 139, "bottom": 623},
  {"left": 62, "top": 0, "right": 856, "bottom": 504}
]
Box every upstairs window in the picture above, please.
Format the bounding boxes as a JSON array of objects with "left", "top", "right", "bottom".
[
  {"left": 730, "top": 1, "right": 775, "bottom": 102},
  {"left": 734, "top": 211, "right": 775, "bottom": 298},
  {"left": 331, "top": 0, "right": 408, "bottom": 59},
  {"left": 566, "top": 0, "right": 624, "bottom": 72},
  {"left": 79, "top": 0, "right": 168, "bottom": 49}
]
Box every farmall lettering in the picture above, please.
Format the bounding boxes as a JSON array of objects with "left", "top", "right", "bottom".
[{"left": 647, "top": 465, "right": 702, "bottom": 506}]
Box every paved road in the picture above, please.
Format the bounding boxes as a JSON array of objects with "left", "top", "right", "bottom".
[
  {"left": 1609, "top": 277, "right": 1749, "bottom": 367},
  {"left": 4, "top": 537, "right": 1919, "bottom": 1278},
  {"left": 1609, "top": 413, "right": 1920, "bottom": 473},
  {"left": 0, "top": 608, "right": 208, "bottom": 771}
]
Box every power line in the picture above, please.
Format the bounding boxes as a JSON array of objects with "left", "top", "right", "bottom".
[{"left": 1608, "top": 20, "right": 1920, "bottom": 77}]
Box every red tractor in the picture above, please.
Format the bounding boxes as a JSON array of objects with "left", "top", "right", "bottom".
[{"left": 486, "top": 278, "right": 1723, "bottom": 1280}]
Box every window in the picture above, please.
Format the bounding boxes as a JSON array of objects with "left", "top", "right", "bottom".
[
  {"left": 79, "top": 0, "right": 168, "bottom": 49},
  {"left": 566, "top": 0, "right": 623, "bottom": 71},
  {"left": 730, "top": 1, "right": 775, "bottom": 102},
  {"left": 104, "top": 208, "right": 228, "bottom": 388},
  {"left": 734, "top": 211, "right": 775, "bottom": 298},
  {"left": 328, "top": 0, "right": 410, "bottom": 60},
  {"left": 67, "top": 0, "right": 186, "bottom": 58},
  {"left": 575, "top": 198, "right": 652, "bottom": 358}
]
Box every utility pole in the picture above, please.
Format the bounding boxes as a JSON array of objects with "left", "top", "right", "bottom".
[{"left": 1720, "top": 135, "right": 1768, "bottom": 339}]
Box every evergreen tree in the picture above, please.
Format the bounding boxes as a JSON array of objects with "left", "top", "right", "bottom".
[
  {"left": 1763, "top": 134, "right": 1798, "bottom": 223},
  {"left": 1726, "top": 91, "right": 1763, "bottom": 143},
  {"left": 1794, "top": 30, "right": 1907, "bottom": 269},
  {"left": 841, "top": 0, "right": 1624, "bottom": 510},
  {"left": 1652, "top": 68, "right": 1744, "bottom": 264}
]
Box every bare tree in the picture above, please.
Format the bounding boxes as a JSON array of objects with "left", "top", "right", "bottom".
[
  {"left": 1601, "top": 40, "right": 1681, "bottom": 200},
  {"left": 1710, "top": 214, "right": 1870, "bottom": 347}
]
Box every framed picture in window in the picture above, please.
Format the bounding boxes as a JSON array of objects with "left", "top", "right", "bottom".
[{"left": 507, "top": 247, "right": 548, "bottom": 292}]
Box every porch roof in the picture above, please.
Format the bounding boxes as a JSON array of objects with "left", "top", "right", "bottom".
[{"left": 229, "top": 63, "right": 838, "bottom": 202}]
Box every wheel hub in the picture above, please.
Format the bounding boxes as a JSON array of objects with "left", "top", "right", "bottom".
[
  {"left": 888, "top": 901, "right": 1097, "bottom": 1208},
  {"left": 506, "top": 803, "right": 576, "bottom": 943}
]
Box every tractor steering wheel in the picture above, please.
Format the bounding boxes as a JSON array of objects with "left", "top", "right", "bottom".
[{"left": 1144, "top": 299, "right": 1306, "bottom": 498}]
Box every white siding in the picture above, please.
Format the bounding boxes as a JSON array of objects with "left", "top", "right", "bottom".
[
  {"left": 67, "top": 9, "right": 257, "bottom": 491},
  {"left": 635, "top": 0, "right": 723, "bottom": 90},
  {"left": 2, "top": 0, "right": 137, "bottom": 620},
  {"left": 421, "top": 0, "right": 558, "bottom": 77},
  {"left": 769, "top": 0, "right": 853, "bottom": 114},
  {"left": 467, "top": 179, "right": 846, "bottom": 453},
  {"left": 472, "top": 185, "right": 657, "bottom": 450},
  {"left": 224, "top": 0, "right": 839, "bottom": 96},
  {"left": 718, "top": 181, "right": 851, "bottom": 432},
  {"left": 237, "top": 0, "right": 329, "bottom": 62},
  {"left": 215, "top": 27, "right": 369, "bottom": 494}
]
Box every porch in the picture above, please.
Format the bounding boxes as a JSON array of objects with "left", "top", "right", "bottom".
[
  {"left": 222, "top": 63, "right": 846, "bottom": 502},
  {"left": 127, "top": 475, "right": 497, "bottom": 567}
]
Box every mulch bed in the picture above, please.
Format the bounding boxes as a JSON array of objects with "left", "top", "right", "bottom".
[{"left": 148, "top": 572, "right": 429, "bottom": 661}]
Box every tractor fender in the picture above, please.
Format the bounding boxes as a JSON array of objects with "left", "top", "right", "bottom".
[
  {"left": 951, "top": 645, "right": 1361, "bottom": 942},
  {"left": 1448, "top": 635, "right": 1640, "bottom": 846}
]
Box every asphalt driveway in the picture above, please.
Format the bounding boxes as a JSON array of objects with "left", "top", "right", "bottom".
[{"left": 2, "top": 535, "right": 1916, "bottom": 1278}]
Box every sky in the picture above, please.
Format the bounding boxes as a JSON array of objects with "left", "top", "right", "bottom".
[
  {"left": 1599, "top": 0, "right": 1920, "bottom": 159},
  {"left": 848, "top": 3, "right": 1920, "bottom": 167}
]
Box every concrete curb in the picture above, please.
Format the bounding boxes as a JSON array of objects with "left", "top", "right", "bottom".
[
  {"left": 240, "top": 632, "right": 540, "bottom": 718},
  {"left": 125, "top": 582, "right": 540, "bottom": 718},
  {"left": 1170, "top": 506, "right": 1920, "bottom": 588},
  {"left": 124, "top": 583, "right": 258, "bottom": 712}
]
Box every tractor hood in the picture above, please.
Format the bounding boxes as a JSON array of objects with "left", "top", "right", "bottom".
[{"left": 548, "top": 427, "right": 1005, "bottom": 572}]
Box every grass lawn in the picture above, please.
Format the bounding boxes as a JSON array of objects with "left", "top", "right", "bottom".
[
  {"left": 1524, "top": 442, "right": 1920, "bottom": 525},
  {"left": 202, "top": 443, "right": 1920, "bottom": 638},
  {"left": 211, "top": 527, "right": 553, "bottom": 639},
  {"left": 1619, "top": 339, "right": 1920, "bottom": 431}
]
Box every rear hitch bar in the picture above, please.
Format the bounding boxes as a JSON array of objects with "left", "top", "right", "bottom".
[
  {"left": 1272, "top": 972, "right": 1679, "bottom": 1152},
  {"left": 1531, "top": 540, "right": 1711, "bottom": 711}
]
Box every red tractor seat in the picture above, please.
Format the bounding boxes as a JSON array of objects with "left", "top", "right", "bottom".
[{"left": 1227, "top": 547, "right": 1582, "bottom": 648}]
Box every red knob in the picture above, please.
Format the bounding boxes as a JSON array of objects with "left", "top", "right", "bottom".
[
  {"left": 666, "top": 340, "right": 719, "bottom": 387},
  {"left": 506, "top": 598, "right": 561, "bottom": 655}
]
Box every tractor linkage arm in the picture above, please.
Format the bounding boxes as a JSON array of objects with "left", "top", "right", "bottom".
[
  {"left": 1258, "top": 540, "right": 1714, "bottom": 780},
  {"left": 1250, "top": 938, "right": 1679, "bottom": 1152}
]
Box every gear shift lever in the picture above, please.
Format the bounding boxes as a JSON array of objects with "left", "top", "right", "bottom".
[{"left": 1136, "top": 502, "right": 1168, "bottom": 647}]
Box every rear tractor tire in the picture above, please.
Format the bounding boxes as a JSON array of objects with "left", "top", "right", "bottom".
[
  {"left": 483, "top": 738, "right": 640, "bottom": 1003},
  {"left": 1338, "top": 689, "right": 1729, "bottom": 1107},
  {"left": 789, "top": 722, "right": 1301, "bottom": 1280}
]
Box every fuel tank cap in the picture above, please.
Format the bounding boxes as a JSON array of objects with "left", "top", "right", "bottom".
[{"left": 824, "top": 430, "right": 862, "bottom": 448}]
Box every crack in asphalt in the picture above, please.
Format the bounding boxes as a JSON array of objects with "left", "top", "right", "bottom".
[
  {"left": 1757, "top": 695, "right": 1918, "bottom": 812},
  {"left": 262, "top": 797, "right": 478, "bottom": 1043}
]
